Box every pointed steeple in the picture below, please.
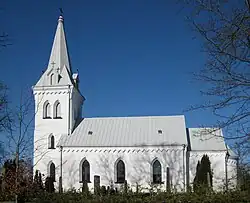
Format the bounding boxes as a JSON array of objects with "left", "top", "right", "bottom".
[
  {"left": 35, "top": 15, "right": 74, "bottom": 87},
  {"left": 48, "top": 15, "right": 72, "bottom": 73}
]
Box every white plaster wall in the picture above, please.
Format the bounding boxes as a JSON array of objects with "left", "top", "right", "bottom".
[
  {"left": 59, "top": 146, "right": 185, "bottom": 193},
  {"left": 188, "top": 151, "right": 228, "bottom": 191},
  {"left": 227, "top": 158, "right": 238, "bottom": 189},
  {"left": 71, "top": 88, "right": 83, "bottom": 129},
  {"left": 33, "top": 86, "right": 70, "bottom": 190}
]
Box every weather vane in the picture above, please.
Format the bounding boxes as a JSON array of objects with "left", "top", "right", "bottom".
[{"left": 59, "top": 8, "right": 63, "bottom": 15}]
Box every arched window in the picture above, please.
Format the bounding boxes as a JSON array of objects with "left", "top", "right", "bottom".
[
  {"left": 116, "top": 160, "right": 125, "bottom": 183},
  {"left": 48, "top": 134, "right": 55, "bottom": 149},
  {"left": 53, "top": 100, "right": 61, "bottom": 118},
  {"left": 80, "top": 159, "right": 90, "bottom": 183},
  {"left": 50, "top": 73, "right": 54, "bottom": 85},
  {"left": 43, "top": 101, "right": 51, "bottom": 119},
  {"left": 48, "top": 162, "right": 56, "bottom": 182},
  {"left": 152, "top": 160, "right": 162, "bottom": 184}
]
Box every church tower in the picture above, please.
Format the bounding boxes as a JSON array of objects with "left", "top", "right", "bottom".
[{"left": 33, "top": 16, "right": 84, "bottom": 179}]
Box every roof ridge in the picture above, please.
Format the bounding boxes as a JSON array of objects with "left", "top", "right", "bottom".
[{"left": 83, "top": 115, "right": 185, "bottom": 119}]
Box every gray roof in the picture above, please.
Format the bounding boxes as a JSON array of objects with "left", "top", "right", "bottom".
[
  {"left": 58, "top": 115, "right": 188, "bottom": 147},
  {"left": 187, "top": 128, "right": 227, "bottom": 151},
  {"left": 227, "top": 147, "right": 238, "bottom": 159}
]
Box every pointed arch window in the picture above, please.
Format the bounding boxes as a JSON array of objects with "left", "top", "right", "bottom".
[
  {"left": 80, "top": 159, "right": 90, "bottom": 183},
  {"left": 48, "top": 162, "right": 56, "bottom": 182},
  {"left": 48, "top": 134, "right": 55, "bottom": 149},
  {"left": 53, "top": 100, "right": 62, "bottom": 119},
  {"left": 50, "top": 73, "right": 54, "bottom": 85},
  {"left": 116, "top": 160, "right": 125, "bottom": 183},
  {"left": 43, "top": 101, "right": 51, "bottom": 119},
  {"left": 152, "top": 160, "right": 162, "bottom": 184}
]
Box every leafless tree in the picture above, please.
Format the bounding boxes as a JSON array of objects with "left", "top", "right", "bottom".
[
  {"left": 0, "top": 32, "right": 10, "bottom": 48},
  {"left": 0, "top": 82, "right": 11, "bottom": 166},
  {"left": 180, "top": 1, "right": 249, "bottom": 150},
  {"left": 0, "top": 82, "right": 10, "bottom": 132},
  {"left": 2, "top": 89, "right": 48, "bottom": 202},
  {"left": 0, "top": 7, "right": 11, "bottom": 48}
]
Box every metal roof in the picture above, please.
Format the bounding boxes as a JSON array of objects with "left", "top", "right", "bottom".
[
  {"left": 35, "top": 15, "right": 73, "bottom": 87},
  {"left": 187, "top": 128, "right": 227, "bottom": 151},
  {"left": 58, "top": 115, "right": 188, "bottom": 147}
]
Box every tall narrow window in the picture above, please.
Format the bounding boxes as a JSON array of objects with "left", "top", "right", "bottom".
[
  {"left": 50, "top": 73, "right": 54, "bottom": 85},
  {"left": 53, "top": 100, "right": 61, "bottom": 118},
  {"left": 116, "top": 160, "right": 125, "bottom": 183},
  {"left": 48, "top": 134, "right": 55, "bottom": 149},
  {"left": 81, "top": 160, "right": 90, "bottom": 183},
  {"left": 152, "top": 160, "right": 162, "bottom": 184},
  {"left": 49, "top": 162, "right": 56, "bottom": 182},
  {"left": 43, "top": 101, "right": 51, "bottom": 119}
]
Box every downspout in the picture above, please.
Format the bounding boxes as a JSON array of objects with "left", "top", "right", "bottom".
[
  {"left": 182, "top": 144, "right": 186, "bottom": 191},
  {"left": 225, "top": 151, "right": 229, "bottom": 191},
  {"left": 236, "top": 157, "right": 239, "bottom": 189},
  {"left": 59, "top": 145, "right": 63, "bottom": 193},
  {"left": 186, "top": 150, "right": 190, "bottom": 191},
  {"left": 68, "top": 85, "right": 71, "bottom": 135}
]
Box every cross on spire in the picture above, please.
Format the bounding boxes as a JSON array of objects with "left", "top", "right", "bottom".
[{"left": 51, "top": 61, "right": 56, "bottom": 69}]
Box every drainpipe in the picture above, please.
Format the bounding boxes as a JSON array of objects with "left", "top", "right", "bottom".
[
  {"left": 68, "top": 85, "right": 71, "bottom": 135},
  {"left": 225, "top": 151, "right": 229, "bottom": 191},
  {"left": 59, "top": 145, "right": 63, "bottom": 193},
  {"left": 236, "top": 157, "right": 239, "bottom": 188},
  {"left": 182, "top": 144, "right": 186, "bottom": 191}
]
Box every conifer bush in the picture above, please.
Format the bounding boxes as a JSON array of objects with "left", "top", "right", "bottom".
[{"left": 193, "top": 154, "right": 213, "bottom": 193}]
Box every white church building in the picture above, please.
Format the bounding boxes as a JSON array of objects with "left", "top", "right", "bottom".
[{"left": 33, "top": 15, "right": 238, "bottom": 192}]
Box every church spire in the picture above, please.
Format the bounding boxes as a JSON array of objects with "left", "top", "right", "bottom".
[
  {"left": 35, "top": 15, "right": 74, "bottom": 87},
  {"left": 48, "top": 15, "right": 72, "bottom": 74}
]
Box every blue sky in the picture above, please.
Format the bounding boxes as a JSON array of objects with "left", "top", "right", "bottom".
[{"left": 0, "top": 0, "right": 216, "bottom": 128}]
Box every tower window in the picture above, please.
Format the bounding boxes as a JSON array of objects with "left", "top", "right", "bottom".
[
  {"left": 50, "top": 73, "right": 54, "bottom": 85},
  {"left": 58, "top": 74, "right": 62, "bottom": 83},
  {"left": 53, "top": 100, "right": 61, "bottom": 119},
  {"left": 48, "top": 134, "right": 55, "bottom": 149},
  {"left": 43, "top": 101, "right": 51, "bottom": 119}
]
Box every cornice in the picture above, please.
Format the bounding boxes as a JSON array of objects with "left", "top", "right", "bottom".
[{"left": 62, "top": 148, "right": 184, "bottom": 153}]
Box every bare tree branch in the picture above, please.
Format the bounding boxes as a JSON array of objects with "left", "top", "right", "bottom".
[{"left": 180, "top": 0, "right": 250, "bottom": 161}]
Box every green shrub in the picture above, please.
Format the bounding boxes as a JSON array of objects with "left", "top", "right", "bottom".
[{"left": 28, "top": 190, "right": 250, "bottom": 203}]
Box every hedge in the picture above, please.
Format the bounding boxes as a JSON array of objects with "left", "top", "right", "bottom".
[{"left": 29, "top": 190, "right": 250, "bottom": 203}]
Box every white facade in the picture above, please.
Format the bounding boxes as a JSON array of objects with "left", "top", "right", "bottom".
[{"left": 33, "top": 15, "right": 238, "bottom": 192}]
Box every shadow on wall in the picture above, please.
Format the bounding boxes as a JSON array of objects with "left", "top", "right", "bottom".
[
  {"left": 95, "top": 143, "right": 189, "bottom": 192},
  {"left": 61, "top": 146, "right": 232, "bottom": 192}
]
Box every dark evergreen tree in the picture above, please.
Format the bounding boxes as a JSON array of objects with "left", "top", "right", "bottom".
[
  {"left": 33, "top": 170, "right": 44, "bottom": 194},
  {"left": 193, "top": 161, "right": 200, "bottom": 192},
  {"left": 45, "top": 177, "right": 55, "bottom": 193},
  {"left": 193, "top": 154, "right": 213, "bottom": 192},
  {"left": 238, "top": 166, "right": 250, "bottom": 191},
  {"left": 38, "top": 172, "right": 43, "bottom": 190},
  {"left": 33, "top": 170, "right": 39, "bottom": 185}
]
